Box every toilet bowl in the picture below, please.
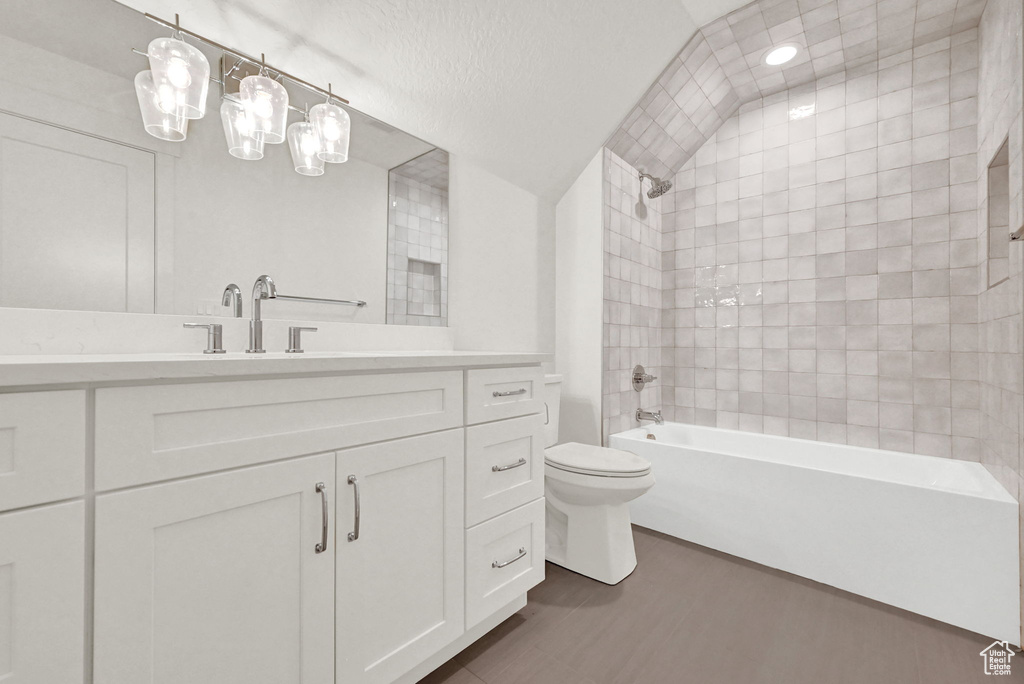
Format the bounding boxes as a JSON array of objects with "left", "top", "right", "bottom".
[{"left": 542, "top": 376, "right": 655, "bottom": 585}]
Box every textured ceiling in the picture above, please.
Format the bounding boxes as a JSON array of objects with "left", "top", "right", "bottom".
[
  {"left": 609, "top": 0, "right": 988, "bottom": 182},
  {"left": 112, "top": 0, "right": 745, "bottom": 202}
]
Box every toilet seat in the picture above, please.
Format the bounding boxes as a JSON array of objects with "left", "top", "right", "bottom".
[{"left": 544, "top": 442, "right": 651, "bottom": 478}]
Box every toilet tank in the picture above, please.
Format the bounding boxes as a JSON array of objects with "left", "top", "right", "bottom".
[{"left": 542, "top": 374, "right": 562, "bottom": 448}]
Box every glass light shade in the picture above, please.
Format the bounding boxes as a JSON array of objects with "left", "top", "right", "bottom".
[
  {"left": 220, "top": 98, "right": 264, "bottom": 160},
  {"left": 240, "top": 75, "right": 289, "bottom": 144},
  {"left": 147, "top": 36, "right": 210, "bottom": 119},
  {"left": 287, "top": 121, "right": 325, "bottom": 176},
  {"left": 134, "top": 70, "right": 188, "bottom": 141},
  {"left": 310, "top": 102, "right": 350, "bottom": 163}
]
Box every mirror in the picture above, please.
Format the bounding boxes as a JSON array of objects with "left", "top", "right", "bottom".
[
  {"left": 0, "top": 0, "right": 448, "bottom": 325},
  {"left": 386, "top": 150, "right": 449, "bottom": 327}
]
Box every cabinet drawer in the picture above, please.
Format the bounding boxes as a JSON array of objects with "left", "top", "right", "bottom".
[
  {"left": 465, "top": 498, "right": 545, "bottom": 628},
  {"left": 465, "top": 415, "right": 544, "bottom": 526},
  {"left": 95, "top": 371, "right": 463, "bottom": 490},
  {"left": 465, "top": 367, "right": 544, "bottom": 425},
  {"left": 0, "top": 391, "right": 85, "bottom": 512}
]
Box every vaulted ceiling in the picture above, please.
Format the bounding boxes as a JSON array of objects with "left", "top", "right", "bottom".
[
  {"left": 608, "top": 0, "right": 988, "bottom": 182},
  {"left": 113, "top": 0, "right": 753, "bottom": 201}
]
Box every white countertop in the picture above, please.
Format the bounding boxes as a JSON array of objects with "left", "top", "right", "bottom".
[{"left": 0, "top": 350, "right": 551, "bottom": 387}]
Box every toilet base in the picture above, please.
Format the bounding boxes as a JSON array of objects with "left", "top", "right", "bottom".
[{"left": 544, "top": 496, "right": 638, "bottom": 585}]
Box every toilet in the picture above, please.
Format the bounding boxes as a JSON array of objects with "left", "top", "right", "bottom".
[{"left": 542, "top": 375, "right": 655, "bottom": 585}]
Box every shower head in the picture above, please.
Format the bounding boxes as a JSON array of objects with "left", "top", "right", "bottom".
[
  {"left": 647, "top": 179, "right": 672, "bottom": 198},
  {"left": 639, "top": 172, "right": 672, "bottom": 199}
]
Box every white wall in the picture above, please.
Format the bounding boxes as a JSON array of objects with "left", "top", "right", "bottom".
[
  {"left": 448, "top": 156, "right": 555, "bottom": 355},
  {"left": 554, "top": 152, "right": 604, "bottom": 445}
]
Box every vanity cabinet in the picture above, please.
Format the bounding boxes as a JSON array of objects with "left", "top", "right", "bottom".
[
  {"left": 93, "top": 454, "right": 336, "bottom": 684},
  {"left": 0, "top": 501, "right": 85, "bottom": 684},
  {"left": 0, "top": 355, "right": 546, "bottom": 684},
  {"left": 336, "top": 430, "right": 465, "bottom": 684}
]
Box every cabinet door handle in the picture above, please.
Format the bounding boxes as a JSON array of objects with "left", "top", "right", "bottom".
[
  {"left": 492, "top": 458, "right": 527, "bottom": 472},
  {"left": 492, "top": 547, "right": 527, "bottom": 569},
  {"left": 347, "top": 475, "right": 360, "bottom": 542},
  {"left": 493, "top": 388, "right": 527, "bottom": 397},
  {"left": 314, "top": 482, "right": 329, "bottom": 554}
]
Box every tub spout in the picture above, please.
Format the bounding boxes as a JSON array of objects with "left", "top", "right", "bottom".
[{"left": 636, "top": 408, "right": 663, "bottom": 425}]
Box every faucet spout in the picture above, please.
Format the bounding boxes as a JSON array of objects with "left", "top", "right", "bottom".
[
  {"left": 247, "top": 275, "right": 277, "bottom": 354},
  {"left": 222, "top": 283, "right": 243, "bottom": 318},
  {"left": 636, "top": 408, "right": 664, "bottom": 425}
]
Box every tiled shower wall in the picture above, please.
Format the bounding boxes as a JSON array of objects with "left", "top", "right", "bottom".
[
  {"left": 976, "top": 0, "right": 1024, "bottom": 639},
  {"left": 606, "top": 0, "right": 987, "bottom": 198},
  {"left": 607, "top": 33, "right": 739, "bottom": 184},
  {"left": 663, "top": 29, "right": 982, "bottom": 456},
  {"left": 602, "top": 149, "right": 669, "bottom": 440},
  {"left": 605, "top": 17, "right": 1024, "bottom": 466},
  {"left": 977, "top": 0, "right": 1024, "bottom": 503}
]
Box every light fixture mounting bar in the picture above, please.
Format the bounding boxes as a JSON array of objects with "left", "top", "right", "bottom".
[
  {"left": 142, "top": 12, "right": 350, "bottom": 106},
  {"left": 218, "top": 55, "right": 313, "bottom": 116}
]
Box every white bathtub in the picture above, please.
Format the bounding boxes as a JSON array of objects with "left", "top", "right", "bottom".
[{"left": 609, "top": 422, "right": 1021, "bottom": 644}]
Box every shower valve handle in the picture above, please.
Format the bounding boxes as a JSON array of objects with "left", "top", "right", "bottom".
[{"left": 632, "top": 364, "right": 656, "bottom": 391}]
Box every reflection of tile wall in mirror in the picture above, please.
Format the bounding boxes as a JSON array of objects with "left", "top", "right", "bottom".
[
  {"left": 0, "top": 0, "right": 444, "bottom": 322},
  {"left": 407, "top": 259, "right": 442, "bottom": 317},
  {"left": 387, "top": 149, "right": 449, "bottom": 327}
]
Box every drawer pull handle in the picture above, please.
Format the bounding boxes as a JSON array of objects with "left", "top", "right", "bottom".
[
  {"left": 314, "top": 482, "right": 329, "bottom": 554},
  {"left": 493, "top": 388, "right": 527, "bottom": 397},
  {"left": 493, "top": 547, "right": 527, "bottom": 569},
  {"left": 347, "top": 475, "right": 360, "bottom": 542},
  {"left": 492, "top": 458, "right": 528, "bottom": 472}
]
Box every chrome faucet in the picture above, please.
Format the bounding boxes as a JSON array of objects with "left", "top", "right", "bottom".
[
  {"left": 247, "top": 275, "right": 277, "bottom": 353},
  {"left": 222, "top": 283, "right": 243, "bottom": 318},
  {"left": 636, "top": 408, "right": 663, "bottom": 425}
]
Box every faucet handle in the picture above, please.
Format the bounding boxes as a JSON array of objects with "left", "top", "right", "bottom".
[
  {"left": 184, "top": 323, "right": 225, "bottom": 354},
  {"left": 286, "top": 326, "right": 318, "bottom": 354},
  {"left": 632, "top": 364, "right": 657, "bottom": 391}
]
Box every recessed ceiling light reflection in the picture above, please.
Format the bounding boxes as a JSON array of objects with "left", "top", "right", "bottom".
[{"left": 764, "top": 45, "right": 798, "bottom": 66}]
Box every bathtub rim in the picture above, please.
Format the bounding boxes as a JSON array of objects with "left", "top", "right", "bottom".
[{"left": 609, "top": 422, "right": 1016, "bottom": 504}]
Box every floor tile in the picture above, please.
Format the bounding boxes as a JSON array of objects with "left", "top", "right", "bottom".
[
  {"left": 417, "top": 660, "right": 486, "bottom": 684},
  {"left": 455, "top": 563, "right": 598, "bottom": 681},
  {"left": 422, "top": 526, "right": 1023, "bottom": 684},
  {"left": 486, "top": 646, "right": 596, "bottom": 684}
]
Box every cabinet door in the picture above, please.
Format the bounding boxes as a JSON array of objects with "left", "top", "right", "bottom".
[
  {"left": 0, "top": 501, "right": 84, "bottom": 684},
  {"left": 337, "top": 430, "right": 465, "bottom": 684},
  {"left": 94, "top": 454, "right": 335, "bottom": 684}
]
